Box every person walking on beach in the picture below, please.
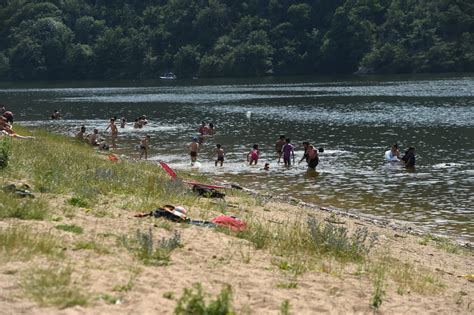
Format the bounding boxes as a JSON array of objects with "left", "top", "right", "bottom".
[
  {"left": 106, "top": 118, "right": 118, "bottom": 150},
  {"left": 189, "top": 137, "right": 199, "bottom": 165},
  {"left": 275, "top": 135, "right": 286, "bottom": 163},
  {"left": 247, "top": 144, "right": 260, "bottom": 165},
  {"left": 282, "top": 138, "right": 295, "bottom": 166},
  {"left": 139, "top": 135, "right": 151, "bottom": 160},
  {"left": 215, "top": 143, "right": 225, "bottom": 167}
]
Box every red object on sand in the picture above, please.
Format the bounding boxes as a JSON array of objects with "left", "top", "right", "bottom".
[
  {"left": 158, "top": 160, "right": 228, "bottom": 190},
  {"left": 108, "top": 154, "right": 119, "bottom": 162},
  {"left": 211, "top": 215, "right": 247, "bottom": 232}
]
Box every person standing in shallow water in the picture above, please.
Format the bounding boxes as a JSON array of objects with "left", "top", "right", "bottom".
[
  {"left": 282, "top": 138, "right": 295, "bottom": 166},
  {"left": 275, "top": 135, "right": 285, "bottom": 163},
  {"left": 106, "top": 118, "right": 118, "bottom": 150},
  {"left": 247, "top": 144, "right": 260, "bottom": 165},
  {"left": 189, "top": 137, "right": 199, "bottom": 165}
]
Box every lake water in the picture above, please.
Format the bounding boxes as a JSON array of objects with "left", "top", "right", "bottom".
[{"left": 1, "top": 75, "right": 473, "bottom": 242}]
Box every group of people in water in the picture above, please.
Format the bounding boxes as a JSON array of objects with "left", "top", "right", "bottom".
[
  {"left": 187, "top": 122, "right": 322, "bottom": 171},
  {"left": 1, "top": 106, "right": 416, "bottom": 171}
]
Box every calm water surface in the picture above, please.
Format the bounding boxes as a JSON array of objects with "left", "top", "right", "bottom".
[{"left": 1, "top": 75, "right": 473, "bottom": 242}]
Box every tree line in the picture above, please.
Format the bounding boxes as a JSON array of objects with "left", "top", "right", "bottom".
[{"left": 0, "top": 0, "right": 472, "bottom": 80}]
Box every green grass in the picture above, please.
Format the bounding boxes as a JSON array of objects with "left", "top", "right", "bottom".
[
  {"left": 0, "top": 192, "right": 49, "bottom": 220},
  {"left": 73, "top": 240, "right": 109, "bottom": 254},
  {"left": 66, "top": 197, "right": 89, "bottom": 208},
  {"left": 56, "top": 224, "right": 84, "bottom": 234},
  {"left": 3, "top": 126, "right": 200, "bottom": 210},
  {"left": 175, "top": 283, "right": 234, "bottom": 315},
  {"left": 0, "top": 136, "right": 12, "bottom": 169},
  {"left": 21, "top": 265, "right": 88, "bottom": 308},
  {"left": 0, "top": 225, "right": 62, "bottom": 261},
  {"left": 280, "top": 300, "right": 291, "bottom": 315}
]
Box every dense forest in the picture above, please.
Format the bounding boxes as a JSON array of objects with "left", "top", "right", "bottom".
[{"left": 0, "top": 0, "right": 472, "bottom": 80}]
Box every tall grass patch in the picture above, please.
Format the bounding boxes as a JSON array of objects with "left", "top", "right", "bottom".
[
  {"left": 120, "top": 228, "right": 182, "bottom": 266},
  {"left": 21, "top": 265, "right": 88, "bottom": 308},
  {"left": 5, "top": 130, "right": 198, "bottom": 208},
  {"left": 0, "top": 192, "right": 49, "bottom": 220},
  {"left": 0, "top": 225, "right": 62, "bottom": 261}
]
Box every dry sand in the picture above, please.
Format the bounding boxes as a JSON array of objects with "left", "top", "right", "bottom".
[{"left": 0, "top": 189, "right": 473, "bottom": 315}]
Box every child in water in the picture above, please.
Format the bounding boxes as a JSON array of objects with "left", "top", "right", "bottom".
[
  {"left": 189, "top": 137, "right": 199, "bottom": 165},
  {"left": 215, "top": 144, "right": 225, "bottom": 167},
  {"left": 247, "top": 144, "right": 260, "bottom": 165},
  {"left": 105, "top": 118, "right": 118, "bottom": 150},
  {"left": 282, "top": 138, "right": 295, "bottom": 166},
  {"left": 139, "top": 135, "right": 150, "bottom": 160}
]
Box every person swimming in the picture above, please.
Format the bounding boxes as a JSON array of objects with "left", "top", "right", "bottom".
[
  {"left": 401, "top": 146, "right": 416, "bottom": 168},
  {"left": 384, "top": 143, "right": 400, "bottom": 162}
]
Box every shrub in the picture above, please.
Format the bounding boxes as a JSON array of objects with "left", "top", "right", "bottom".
[
  {"left": 307, "top": 217, "right": 378, "bottom": 262},
  {"left": 175, "top": 283, "right": 234, "bottom": 315}
]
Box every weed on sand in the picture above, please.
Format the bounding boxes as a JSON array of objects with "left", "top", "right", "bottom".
[
  {"left": 121, "top": 228, "right": 182, "bottom": 266},
  {"left": 56, "top": 224, "right": 84, "bottom": 234},
  {"left": 175, "top": 283, "right": 234, "bottom": 315},
  {"left": 22, "top": 265, "right": 88, "bottom": 308},
  {"left": 0, "top": 225, "right": 62, "bottom": 262}
]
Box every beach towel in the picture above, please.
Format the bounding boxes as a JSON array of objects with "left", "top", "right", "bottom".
[{"left": 211, "top": 215, "right": 247, "bottom": 232}]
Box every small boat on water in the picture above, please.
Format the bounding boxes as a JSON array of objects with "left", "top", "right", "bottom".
[{"left": 160, "top": 72, "right": 177, "bottom": 80}]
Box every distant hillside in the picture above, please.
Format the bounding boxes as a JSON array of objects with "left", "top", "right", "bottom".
[{"left": 0, "top": 0, "right": 472, "bottom": 80}]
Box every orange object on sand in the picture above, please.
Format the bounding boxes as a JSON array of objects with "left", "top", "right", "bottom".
[{"left": 108, "top": 154, "right": 119, "bottom": 162}]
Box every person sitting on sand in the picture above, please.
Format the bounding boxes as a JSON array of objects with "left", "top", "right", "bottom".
[
  {"left": 75, "top": 125, "right": 86, "bottom": 141},
  {"left": 189, "top": 137, "right": 199, "bottom": 165},
  {"left": 275, "top": 135, "right": 286, "bottom": 163},
  {"left": 247, "top": 144, "right": 260, "bottom": 165},
  {"left": 384, "top": 143, "right": 400, "bottom": 162},
  {"left": 215, "top": 143, "right": 225, "bottom": 167},
  {"left": 139, "top": 135, "right": 151, "bottom": 160},
  {"left": 88, "top": 128, "right": 99, "bottom": 146},
  {"left": 2, "top": 110, "right": 13, "bottom": 124},
  {"left": 0, "top": 116, "right": 34, "bottom": 139},
  {"left": 105, "top": 118, "right": 118, "bottom": 150},
  {"left": 401, "top": 146, "right": 416, "bottom": 169},
  {"left": 98, "top": 138, "right": 109, "bottom": 151}
]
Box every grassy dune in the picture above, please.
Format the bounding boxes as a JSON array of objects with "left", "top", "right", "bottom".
[{"left": 0, "top": 127, "right": 472, "bottom": 314}]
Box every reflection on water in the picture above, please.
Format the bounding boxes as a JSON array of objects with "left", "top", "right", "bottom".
[{"left": 3, "top": 75, "right": 474, "bottom": 242}]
